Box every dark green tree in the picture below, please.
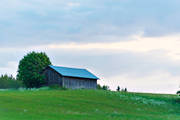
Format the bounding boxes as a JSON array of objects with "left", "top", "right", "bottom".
[
  {"left": 121, "top": 88, "right": 128, "bottom": 92},
  {"left": 97, "top": 84, "right": 103, "bottom": 90},
  {"left": 17, "top": 51, "right": 51, "bottom": 88},
  {"left": 97, "top": 84, "right": 110, "bottom": 90},
  {"left": 124, "top": 88, "right": 127, "bottom": 92},
  {"left": 177, "top": 90, "right": 180, "bottom": 96},
  {"left": 116, "top": 86, "right": 120, "bottom": 91},
  {"left": 102, "top": 85, "right": 109, "bottom": 90}
]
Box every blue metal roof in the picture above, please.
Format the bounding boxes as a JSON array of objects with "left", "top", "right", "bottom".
[{"left": 49, "top": 65, "right": 99, "bottom": 80}]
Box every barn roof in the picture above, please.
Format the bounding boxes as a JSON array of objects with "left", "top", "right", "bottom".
[{"left": 48, "top": 65, "right": 99, "bottom": 80}]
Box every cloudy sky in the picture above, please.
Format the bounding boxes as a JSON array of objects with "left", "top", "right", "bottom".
[{"left": 1, "top": 0, "right": 180, "bottom": 94}]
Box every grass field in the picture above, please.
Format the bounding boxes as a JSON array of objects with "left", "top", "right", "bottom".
[{"left": 0, "top": 89, "right": 179, "bottom": 120}]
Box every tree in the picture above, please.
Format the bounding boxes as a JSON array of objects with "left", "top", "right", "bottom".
[
  {"left": 121, "top": 88, "right": 128, "bottom": 92},
  {"left": 116, "top": 86, "right": 120, "bottom": 91},
  {"left": 177, "top": 90, "right": 180, "bottom": 96},
  {"left": 97, "top": 84, "right": 103, "bottom": 90},
  {"left": 17, "top": 51, "right": 51, "bottom": 88},
  {"left": 97, "top": 84, "right": 110, "bottom": 90},
  {"left": 102, "top": 85, "right": 109, "bottom": 90},
  {"left": 124, "top": 88, "right": 127, "bottom": 92},
  {"left": 0, "top": 74, "right": 23, "bottom": 89}
]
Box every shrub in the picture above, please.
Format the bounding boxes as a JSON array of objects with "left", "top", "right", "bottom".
[
  {"left": 17, "top": 51, "right": 51, "bottom": 88},
  {"left": 121, "top": 88, "right": 128, "bottom": 92},
  {"left": 0, "top": 74, "right": 23, "bottom": 89},
  {"left": 97, "top": 84, "right": 103, "bottom": 90},
  {"left": 97, "top": 84, "right": 110, "bottom": 90},
  {"left": 117, "top": 86, "right": 120, "bottom": 91},
  {"left": 124, "top": 88, "right": 128, "bottom": 92}
]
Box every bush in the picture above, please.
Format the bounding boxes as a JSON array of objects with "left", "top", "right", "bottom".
[
  {"left": 117, "top": 86, "right": 120, "bottom": 91},
  {"left": 0, "top": 74, "right": 23, "bottom": 89},
  {"left": 121, "top": 88, "right": 128, "bottom": 92},
  {"left": 97, "top": 84, "right": 110, "bottom": 90},
  {"left": 97, "top": 84, "right": 103, "bottom": 90},
  {"left": 17, "top": 51, "right": 51, "bottom": 88}
]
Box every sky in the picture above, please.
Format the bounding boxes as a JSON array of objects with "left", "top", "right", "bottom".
[{"left": 1, "top": 0, "right": 180, "bottom": 94}]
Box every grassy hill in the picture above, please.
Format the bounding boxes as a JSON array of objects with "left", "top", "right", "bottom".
[{"left": 0, "top": 89, "right": 179, "bottom": 120}]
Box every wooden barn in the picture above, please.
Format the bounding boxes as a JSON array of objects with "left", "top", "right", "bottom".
[{"left": 43, "top": 65, "right": 99, "bottom": 89}]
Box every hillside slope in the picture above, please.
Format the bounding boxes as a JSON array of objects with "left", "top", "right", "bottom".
[{"left": 0, "top": 89, "right": 179, "bottom": 120}]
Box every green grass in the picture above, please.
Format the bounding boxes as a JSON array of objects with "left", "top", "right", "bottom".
[{"left": 0, "top": 89, "right": 179, "bottom": 120}]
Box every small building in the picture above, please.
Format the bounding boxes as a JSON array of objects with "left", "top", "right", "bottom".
[{"left": 43, "top": 65, "right": 99, "bottom": 89}]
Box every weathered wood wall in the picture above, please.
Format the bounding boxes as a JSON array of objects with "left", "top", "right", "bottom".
[
  {"left": 62, "top": 76, "right": 97, "bottom": 89},
  {"left": 43, "top": 68, "right": 63, "bottom": 86}
]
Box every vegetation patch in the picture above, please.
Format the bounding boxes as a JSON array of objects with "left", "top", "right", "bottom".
[{"left": 0, "top": 90, "right": 179, "bottom": 120}]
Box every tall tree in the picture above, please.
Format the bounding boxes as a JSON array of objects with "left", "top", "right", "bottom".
[{"left": 17, "top": 51, "right": 51, "bottom": 88}]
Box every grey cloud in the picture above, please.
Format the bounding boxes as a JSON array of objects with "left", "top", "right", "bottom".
[{"left": 1, "top": 0, "right": 180, "bottom": 47}]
